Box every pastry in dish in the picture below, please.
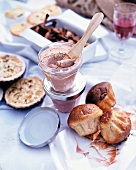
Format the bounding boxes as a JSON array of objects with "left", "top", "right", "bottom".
[
  {"left": 100, "top": 108, "right": 131, "bottom": 144},
  {"left": 5, "top": 77, "right": 46, "bottom": 108},
  {"left": 86, "top": 82, "right": 116, "bottom": 112},
  {"left": 0, "top": 53, "right": 26, "bottom": 82},
  {"left": 67, "top": 104, "right": 103, "bottom": 136}
]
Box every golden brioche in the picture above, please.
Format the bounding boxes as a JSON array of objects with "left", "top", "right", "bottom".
[
  {"left": 86, "top": 82, "right": 116, "bottom": 112},
  {"left": 100, "top": 108, "right": 131, "bottom": 144},
  {"left": 68, "top": 104, "right": 103, "bottom": 136}
]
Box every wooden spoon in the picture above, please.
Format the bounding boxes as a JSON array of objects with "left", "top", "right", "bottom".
[{"left": 68, "top": 12, "right": 104, "bottom": 60}]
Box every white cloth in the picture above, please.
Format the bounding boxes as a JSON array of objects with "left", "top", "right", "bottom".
[
  {"left": 0, "top": 0, "right": 136, "bottom": 170},
  {"left": 0, "top": 43, "right": 58, "bottom": 170},
  {"left": 50, "top": 128, "right": 136, "bottom": 170}
]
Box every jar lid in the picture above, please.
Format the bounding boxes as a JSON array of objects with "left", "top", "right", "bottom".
[
  {"left": 18, "top": 107, "right": 60, "bottom": 148},
  {"left": 44, "top": 72, "right": 86, "bottom": 101}
]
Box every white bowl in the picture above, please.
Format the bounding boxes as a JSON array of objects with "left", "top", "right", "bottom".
[{"left": 21, "top": 17, "right": 97, "bottom": 64}]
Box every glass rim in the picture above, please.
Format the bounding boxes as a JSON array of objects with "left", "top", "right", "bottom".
[
  {"left": 38, "top": 57, "right": 82, "bottom": 76},
  {"left": 114, "top": 2, "right": 136, "bottom": 14},
  {"left": 38, "top": 42, "right": 82, "bottom": 75},
  {"left": 38, "top": 41, "right": 74, "bottom": 58}
]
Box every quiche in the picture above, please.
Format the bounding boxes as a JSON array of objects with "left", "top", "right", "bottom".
[
  {"left": 5, "top": 77, "right": 46, "bottom": 108},
  {"left": 0, "top": 53, "right": 26, "bottom": 82}
]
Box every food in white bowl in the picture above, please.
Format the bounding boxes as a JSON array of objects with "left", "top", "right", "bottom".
[
  {"left": 21, "top": 16, "right": 97, "bottom": 64},
  {"left": 31, "top": 15, "right": 90, "bottom": 46}
]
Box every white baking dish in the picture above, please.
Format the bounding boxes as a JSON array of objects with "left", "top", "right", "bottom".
[{"left": 21, "top": 5, "right": 106, "bottom": 64}]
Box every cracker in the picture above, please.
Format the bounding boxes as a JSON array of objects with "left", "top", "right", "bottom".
[
  {"left": 10, "top": 23, "right": 29, "bottom": 36},
  {"left": 27, "top": 11, "right": 46, "bottom": 25},
  {"left": 41, "top": 5, "right": 61, "bottom": 16},
  {"left": 5, "top": 8, "right": 25, "bottom": 19}
]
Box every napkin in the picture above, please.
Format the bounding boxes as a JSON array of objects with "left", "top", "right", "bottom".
[
  {"left": 0, "top": 41, "right": 38, "bottom": 63},
  {"left": 109, "top": 58, "right": 136, "bottom": 106},
  {"left": 0, "top": 109, "right": 55, "bottom": 170},
  {"left": 49, "top": 127, "right": 136, "bottom": 170},
  {"left": 0, "top": 40, "right": 56, "bottom": 169}
]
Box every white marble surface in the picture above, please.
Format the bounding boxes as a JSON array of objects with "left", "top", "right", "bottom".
[{"left": 0, "top": 0, "right": 136, "bottom": 170}]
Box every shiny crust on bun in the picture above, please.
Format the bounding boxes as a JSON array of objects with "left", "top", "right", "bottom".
[
  {"left": 68, "top": 104, "right": 103, "bottom": 136},
  {"left": 86, "top": 82, "right": 116, "bottom": 112},
  {"left": 100, "top": 108, "right": 131, "bottom": 144}
]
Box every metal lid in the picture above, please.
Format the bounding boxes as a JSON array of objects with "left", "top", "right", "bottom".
[
  {"left": 44, "top": 72, "right": 86, "bottom": 101},
  {"left": 18, "top": 107, "right": 60, "bottom": 148}
]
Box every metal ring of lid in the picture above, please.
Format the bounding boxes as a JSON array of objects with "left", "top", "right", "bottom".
[{"left": 44, "top": 72, "right": 86, "bottom": 101}]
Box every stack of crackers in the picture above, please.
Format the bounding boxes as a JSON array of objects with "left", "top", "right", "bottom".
[{"left": 5, "top": 5, "right": 62, "bottom": 36}]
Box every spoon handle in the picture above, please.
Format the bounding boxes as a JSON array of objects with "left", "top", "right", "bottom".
[{"left": 69, "top": 12, "right": 104, "bottom": 59}]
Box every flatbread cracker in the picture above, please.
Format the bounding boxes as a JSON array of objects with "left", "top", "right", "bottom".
[
  {"left": 5, "top": 8, "right": 25, "bottom": 19},
  {"left": 27, "top": 11, "right": 46, "bottom": 25},
  {"left": 41, "top": 5, "right": 61, "bottom": 16},
  {"left": 10, "top": 23, "right": 29, "bottom": 36}
]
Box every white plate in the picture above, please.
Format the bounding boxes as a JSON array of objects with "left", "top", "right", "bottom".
[{"left": 49, "top": 106, "right": 136, "bottom": 170}]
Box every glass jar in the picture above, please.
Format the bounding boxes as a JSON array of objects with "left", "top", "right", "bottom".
[
  {"left": 44, "top": 72, "right": 86, "bottom": 113},
  {"left": 38, "top": 42, "right": 82, "bottom": 92}
]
